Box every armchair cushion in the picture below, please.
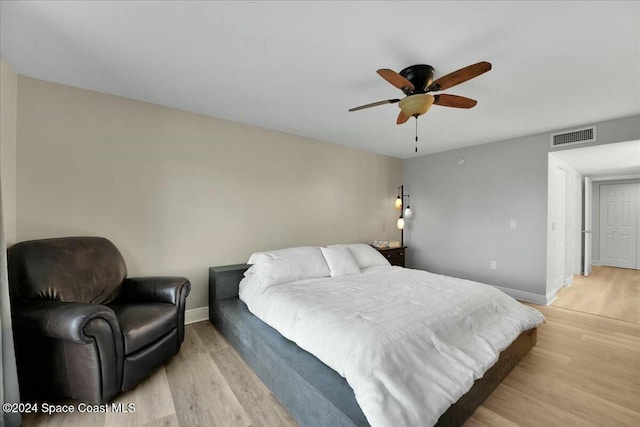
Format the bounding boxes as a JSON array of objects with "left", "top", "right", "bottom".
[
  {"left": 109, "top": 303, "right": 178, "bottom": 354},
  {"left": 117, "top": 277, "right": 190, "bottom": 351}
]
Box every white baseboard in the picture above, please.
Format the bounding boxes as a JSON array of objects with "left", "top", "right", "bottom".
[
  {"left": 185, "top": 306, "right": 209, "bottom": 325},
  {"left": 492, "top": 285, "right": 551, "bottom": 305},
  {"left": 545, "top": 288, "right": 559, "bottom": 305}
]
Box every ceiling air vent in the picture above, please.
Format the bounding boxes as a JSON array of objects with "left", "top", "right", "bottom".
[{"left": 550, "top": 126, "right": 596, "bottom": 147}]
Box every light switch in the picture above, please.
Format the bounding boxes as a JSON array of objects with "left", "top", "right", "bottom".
[{"left": 510, "top": 219, "right": 518, "bottom": 230}]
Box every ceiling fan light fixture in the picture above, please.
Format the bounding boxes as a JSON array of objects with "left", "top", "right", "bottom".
[{"left": 398, "top": 94, "right": 435, "bottom": 118}]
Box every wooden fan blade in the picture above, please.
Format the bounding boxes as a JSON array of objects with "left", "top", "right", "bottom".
[
  {"left": 396, "top": 111, "right": 410, "bottom": 125},
  {"left": 427, "top": 61, "right": 492, "bottom": 92},
  {"left": 348, "top": 99, "right": 400, "bottom": 112},
  {"left": 433, "top": 94, "right": 478, "bottom": 109},
  {"left": 377, "top": 69, "right": 415, "bottom": 91}
]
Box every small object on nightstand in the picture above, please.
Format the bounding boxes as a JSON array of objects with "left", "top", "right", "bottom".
[
  {"left": 371, "top": 240, "right": 390, "bottom": 249},
  {"left": 374, "top": 246, "right": 407, "bottom": 267}
]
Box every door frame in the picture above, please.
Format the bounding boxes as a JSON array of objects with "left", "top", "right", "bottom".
[
  {"left": 555, "top": 166, "right": 567, "bottom": 288},
  {"left": 546, "top": 154, "right": 581, "bottom": 303},
  {"left": 583, "top": 177, "right": 593, "bottom": 276}
]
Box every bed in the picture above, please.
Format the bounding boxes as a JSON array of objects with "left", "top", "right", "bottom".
[{"left": 208, "top": 244, "right": 542, "bottom": 427}]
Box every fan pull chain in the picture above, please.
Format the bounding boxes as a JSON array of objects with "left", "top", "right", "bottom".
[{"left": 415, "top": 118, "right": 418, "bottom": 153}]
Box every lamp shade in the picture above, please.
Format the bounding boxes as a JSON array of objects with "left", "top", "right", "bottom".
[
  {"left": 398, "top": 94, "right": 435, "bottom": 118},
  {"left": 397, "top": 217, "right": 405, "bottom": 230},
  {"left": 395, "top": 197, "right": 402, "bottom": 209},
  {"left": 404, "top": 206, "right": 412, "bottom": 218}
]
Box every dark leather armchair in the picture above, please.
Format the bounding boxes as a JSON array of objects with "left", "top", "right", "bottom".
[{"left": 7, "top": 237, "right": 191, "bottom": 403}]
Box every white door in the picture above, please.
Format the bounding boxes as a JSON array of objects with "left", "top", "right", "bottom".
[
  {"left": 583, "top": 177, "right": 593, "bottom": 276},
  {"left": 600, "top": 184, "right": 637, "bottom": 269},
  {"left": 555, "top": 167, "right": 567, "bottom": 287}
]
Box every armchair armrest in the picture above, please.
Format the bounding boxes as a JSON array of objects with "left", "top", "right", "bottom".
[
  {"left": 13, "top": 301, "right": 120, "bottom": 344},
  {"left": 12, "top": 301, "right": 124, "bottom": 403},
  {"left": 121, "top": 276, "right": 191, "bottom": 305}
]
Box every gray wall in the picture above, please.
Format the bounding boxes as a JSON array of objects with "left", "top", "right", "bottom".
[{"left": 404, "top": 115, "right": 640, "bottom": 301}]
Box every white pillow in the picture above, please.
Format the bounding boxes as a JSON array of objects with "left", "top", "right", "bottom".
[
  {"left": 238, "top": 273, "right": 261, "bottom": 304},
  {"left": 331, "top": 243, "right": 390, "bottom": 269},
  {"left": 247, "top": 246, "right": 330, "bottom": 288},
  {"left": 320, "top": 246, "right": 360, "bottom": 277}
]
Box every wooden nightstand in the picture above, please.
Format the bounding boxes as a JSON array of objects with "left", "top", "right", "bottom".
[{"left": 375, "top": 246, "right": 406, "bottom": 267}]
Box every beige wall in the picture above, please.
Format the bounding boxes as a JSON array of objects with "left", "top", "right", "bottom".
[
  {"left": 0, "top": 57, "right": 18, "bottom": 245},
  {"left": 16, "top": 76, "right": 403, "bottom": 312}
]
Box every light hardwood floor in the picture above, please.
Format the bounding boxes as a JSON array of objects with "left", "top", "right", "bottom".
[
  {"left": 23, "top": 305, "right": 640, "bottom": 427},
  {"left": 552, "top": 266, "right": 640, "bottom": 324}
]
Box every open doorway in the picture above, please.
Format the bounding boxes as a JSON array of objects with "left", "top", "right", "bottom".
[{"left": 546, "top": 139, "right": 640, "bottom": 324}]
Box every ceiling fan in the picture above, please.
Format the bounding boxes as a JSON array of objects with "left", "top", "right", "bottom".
[{"left": 348, "top": 61, "right": 492, "bottom": 125}]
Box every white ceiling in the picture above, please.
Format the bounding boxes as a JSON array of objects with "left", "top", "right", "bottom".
[
  {"left": 1, "top": 1, "right": 639, "bottom": 159},
  {"left": 553, "top": 139, "right": 640, "bottom": 179}
]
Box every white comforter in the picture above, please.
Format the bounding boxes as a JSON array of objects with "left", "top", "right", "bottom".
[{"left": 240, "top": 266, "right": 544, "bottom": 427}]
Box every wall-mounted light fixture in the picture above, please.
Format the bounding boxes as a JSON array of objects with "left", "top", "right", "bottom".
[
  {"left": 404, "top": 195, "right": 412, "bottom": 219},
  {"left": 395, "top": 185, "right": 413, "bottom": 246}
]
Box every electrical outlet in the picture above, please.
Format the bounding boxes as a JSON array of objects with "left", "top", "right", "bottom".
[
  {"left": 490, "top": 260, "right": 497, "bottom": 270},
  {"left": 510, "top": 219, "right": 518, "bottom": 229}
]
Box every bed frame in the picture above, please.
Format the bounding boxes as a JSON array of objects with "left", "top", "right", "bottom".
[{"left": 209, "top": 264, "right": 537, "bottom": 427}]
